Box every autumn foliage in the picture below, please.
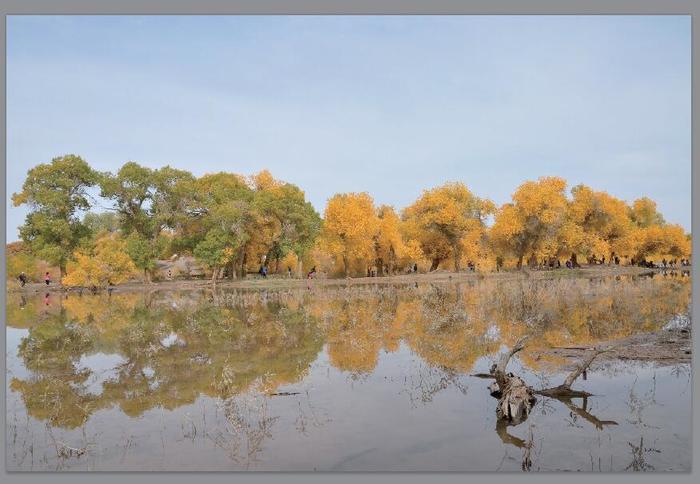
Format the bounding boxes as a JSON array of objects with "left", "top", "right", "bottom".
[{"left": 10, "top": 156, "right": 692, "bottom": 283}]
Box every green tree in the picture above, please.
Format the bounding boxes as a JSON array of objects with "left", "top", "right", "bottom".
[
  {"left": 100, "top": 162, "right": 194, "bottom": 282},
  {"left": 125, "top": 233, "right": 165, "bottom": 283},
  {"left": 252, "top": 179, "right": 321, "bottom": 274},
  {"left": 12, "top": 155, "right": 99, "bottom": 277},
  {"left": 188, "top": 173, "right": 255, "bottom": 279}
]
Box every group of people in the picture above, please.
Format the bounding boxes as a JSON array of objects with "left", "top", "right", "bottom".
[
  {"left": 17, "top": 271, "right": 51, "bottom": 287},
  {"left": 634, "top": 257, "right": 691, "bottom": 269}
]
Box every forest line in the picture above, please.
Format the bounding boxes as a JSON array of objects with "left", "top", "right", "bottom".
[{"left": 8, "top": 154, "right": 692, "bottom": 287}]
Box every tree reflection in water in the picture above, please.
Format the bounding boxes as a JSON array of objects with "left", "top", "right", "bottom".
[{"left": 5, "top": 273, "right": 691, "bottom": 470}]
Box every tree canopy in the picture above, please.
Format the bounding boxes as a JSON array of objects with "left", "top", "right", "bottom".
[{"left": 11, "top": 155, "right": 692, "bottom": 283}]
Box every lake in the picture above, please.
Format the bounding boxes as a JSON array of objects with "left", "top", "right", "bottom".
[{"left": 5, "top": 271, "right": 692, "bottom": 471}]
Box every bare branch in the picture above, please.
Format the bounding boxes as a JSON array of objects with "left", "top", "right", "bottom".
[
  {"left": 562, "top": 346, "right": 612, "bottom": 389},
  {"left": 495, "top": 336, "right": 528, "bottom": 378}
]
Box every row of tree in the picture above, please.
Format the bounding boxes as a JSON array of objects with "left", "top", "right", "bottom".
[{"left": 10, "top": 155, "right": 691, "bottom": 286}]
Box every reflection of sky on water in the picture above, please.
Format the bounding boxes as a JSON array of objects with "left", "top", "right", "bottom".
[{"left": 5, "top": 275, "right": 692, "bottom": 471}]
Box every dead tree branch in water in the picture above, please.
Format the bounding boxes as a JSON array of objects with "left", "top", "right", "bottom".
[
  {"left": 490, "top": 337, "right": 537, "bottom": 423},
  {"left": 486, "top": 338, "right": 614, "bottom": 423},
  {"left": 536, "top": 347, "right": 613, "bottom": 399}
]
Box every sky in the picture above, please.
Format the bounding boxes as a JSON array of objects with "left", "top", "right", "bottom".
[{"left": 5, "top": 15, "right": 691, "bottom": 241}]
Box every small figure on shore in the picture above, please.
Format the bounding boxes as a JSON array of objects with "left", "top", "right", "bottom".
[
  {"left": 44, "top": 272, "right": 51, "bottom": 286},
  {"left": 413, "top": 263, "right": 418, "bottom": 274},
  {"left": 18, "top": 272, "right": 27, "bottom": 287},
  {"left": 44, "top": 292, "right": 50, "bottom": 306},
  {"left": 306, "top": 266, "right": 316, "bottom": 290},
  {"left": 287, "top": 266, "right": 292, "bottom": 278}
]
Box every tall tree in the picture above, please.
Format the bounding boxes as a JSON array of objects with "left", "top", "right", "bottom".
[
  {"left": 403, "top": 182, "right": 494, "bottom": 272},
  {"left": 250, "top": 172, "right": 321, "bottom": 275},
  {"left": 567, "top": 184, "right": 634, "bottom": 259},
  {"left": 12, "top": 155, "right": 99, "bottom": 277},
  {"left": 189, "top": 172, "right": 254, "bottom": 279},
  {"left": 374, "top": 205, "right": 404, "bottom": 275},
  {"left": 100, "top": 162, "right": 194, "bottom": 282},
  {"left": 490, "top": 177, "right": 568, "bottom": 269},
  {"left": 321, "top": 193, "right": 379, "bottom": 276}
]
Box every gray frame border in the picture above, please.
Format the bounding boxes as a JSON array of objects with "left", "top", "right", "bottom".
[{"left": 0, "top": 1, "right": 697, "bottom": 484}]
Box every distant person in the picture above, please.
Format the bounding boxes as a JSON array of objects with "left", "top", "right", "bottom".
[
  {"left": 287, "top": 266, "right": 292, "bottom": 278},
  {"left": 306, "top": 266, "right": 316, "bottom": 290},
  {"left": 413, "top": 263, "right": 418, "bottom": 274},
  {"left": 18, "top": 272, "right": 27, "bottom": 287},
  {"left": 44, "top": 272, "right": 51, "bottom": 286},
  {"left": 262, "top": 266, "right": 268, "bottom": 278}
]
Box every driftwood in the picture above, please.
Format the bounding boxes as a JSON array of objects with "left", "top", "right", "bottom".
[
  {"left": 486, "top": 337, "right": 614, "bottom": 424},
  {"left": 491, "top": 337, "right": 537, "bottom": 423}
]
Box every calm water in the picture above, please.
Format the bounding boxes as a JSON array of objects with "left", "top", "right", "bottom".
[{"left": 5, "top": 273, "right": 692, "bottom": 471}]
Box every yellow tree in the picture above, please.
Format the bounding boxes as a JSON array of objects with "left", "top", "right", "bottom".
[
  {"left": 490, "top": 176, "right": 568, "bottom": 268},
  {"left": 374, "top": 205, "right": 404, "bottom": 275},
  {"left": 567, "top": 184, "right": 634, "bottom": 260},
  {"left": 635, "top": 224, "right": 690, "bottom": 261},
  {"left": 402, "top": 182, "right": 493, "bottom": 272},
  {"left": 321, "top": 193, "right": 379, "bottom": 276},
  {"left": 629, "top": 197, "right": 665, "bottom": 228},
  {"left": 63, "top": 233, "right": 137, "bottom": 287}
]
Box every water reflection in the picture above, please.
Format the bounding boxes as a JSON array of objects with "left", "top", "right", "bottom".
[{"left": 5, "top": 274, "right": 692, "bottom": 471}]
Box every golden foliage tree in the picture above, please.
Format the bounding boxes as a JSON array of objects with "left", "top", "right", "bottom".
[
  {"left": 62, "top": 233, "right": 137, "bottom": 287},
  {"left": 374, "top": 205, "right": 404, "bottom": 275},
  {"left": 567, "top": 184, "right": 635, "bottom": 260},
  {"left": 402, "top": 182, "right": 494, "bottom": 272},
  {"left": 490, "top": 177, "right": 569, "bottom": 268},
  {"left": 321, "top": 193, "right": 379, "bottom": 276}
]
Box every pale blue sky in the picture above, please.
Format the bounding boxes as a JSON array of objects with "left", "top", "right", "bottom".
[{"left": 6, "top": 15, "right": 691, "bottom": 240}]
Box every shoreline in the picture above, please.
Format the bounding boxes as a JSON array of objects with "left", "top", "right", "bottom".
[
  {"left": 531, "top": 327, "right": 692, "bottom": 369},
  {"left": 7, "top": 265, "right": 689, "bottom": 295}
]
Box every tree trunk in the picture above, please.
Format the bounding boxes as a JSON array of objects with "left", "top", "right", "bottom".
[
  {"left": 211, "top": 266, "right": 219, "bottom": 283},
  {"left": 240, "top": 250, "right": 247, "bottom": 278},
  {"left": 487, "top": 338, "right": 613, "bottom": 424},
  {"left": 516, "top": 254, "right": 524, "bottom": 269},
  {"left": 430, "top": 258, "right": 441, "bottom": 272},
  {"left": 296, "top": 257, "right": 304, "bottom": 278},
  {"left": 59, "top": 262, "right": 67, "bottom": 280},
  {"left": 453, "top": 247, "right": 461, "bottom": 272},
  {"left": 342, "top": 254, "right": 349, "bottom": 277}
]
